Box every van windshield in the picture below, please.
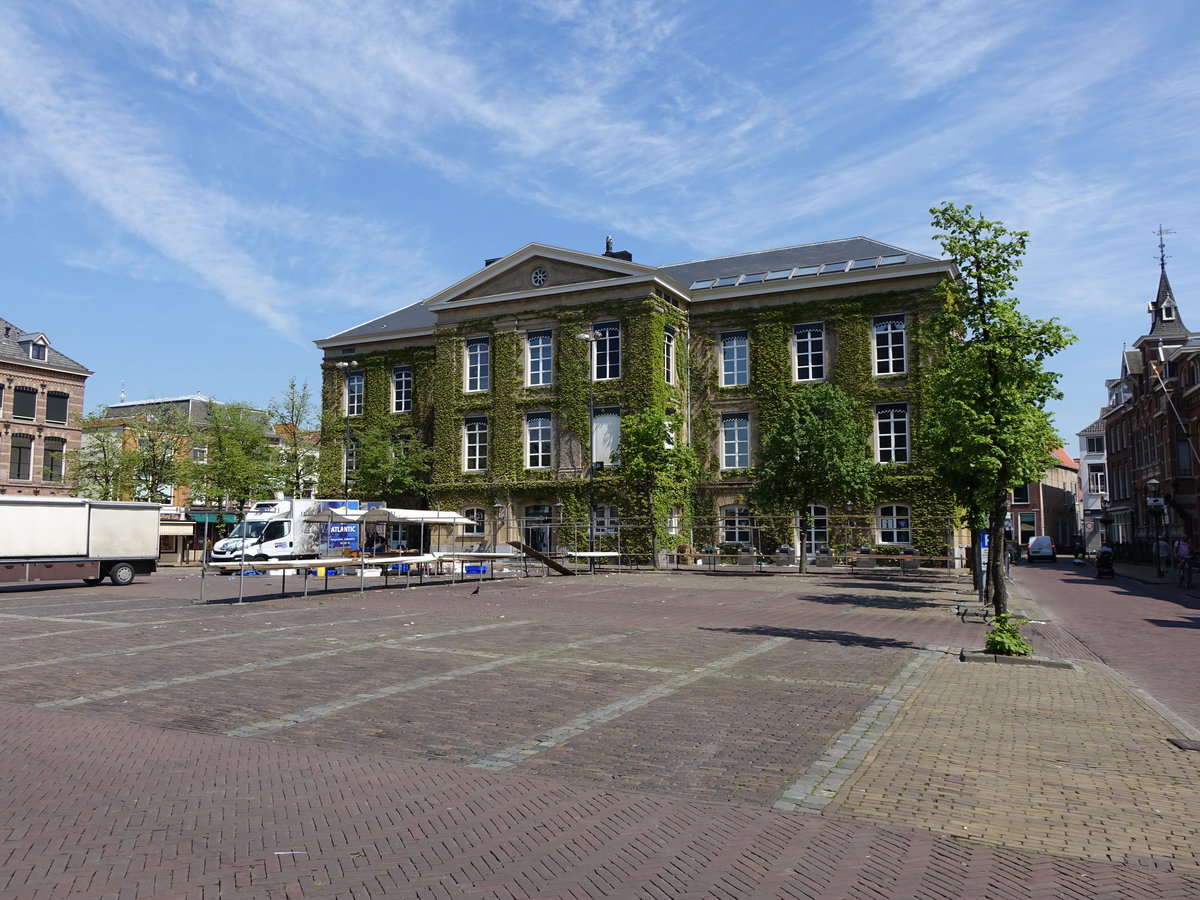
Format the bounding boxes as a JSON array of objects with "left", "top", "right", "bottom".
[{"left": 228, "top": 521, "right": 267, "bottom": 540}]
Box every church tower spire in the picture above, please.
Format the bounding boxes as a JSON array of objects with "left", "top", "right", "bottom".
[{"left": 1148, "top": 225, "right": 1185, "bottom": 336}]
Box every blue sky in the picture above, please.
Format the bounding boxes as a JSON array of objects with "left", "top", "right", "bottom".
[{"left": 1, "top": 1, "right": 1198, "bottom": 447}]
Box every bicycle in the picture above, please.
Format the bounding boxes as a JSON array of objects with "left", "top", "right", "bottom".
[{"left": 1177, "top": 557, "right": 1193, "bottom": 589}]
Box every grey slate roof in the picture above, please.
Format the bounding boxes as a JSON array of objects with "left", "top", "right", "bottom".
[
  {"left": 324, "top": 300, "right": 438, "bottom": 342},
  {"left": 657, "top": 237, "right": 939, "bottom": 288},
  {"left": 0, "top": 317, "right": 92, "bottom": 375},
  {"left": 1147, "top": 268, "right": 1189, "bottom": 338}
]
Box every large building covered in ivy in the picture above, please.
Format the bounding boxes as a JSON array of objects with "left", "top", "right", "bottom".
[{"left": 314, "top": 237, "right": 959, "bottom": 560}]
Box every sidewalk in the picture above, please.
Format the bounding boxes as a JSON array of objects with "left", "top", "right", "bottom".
[{"left": 2, "top": 569, "right": 1198, "bottom": 897}]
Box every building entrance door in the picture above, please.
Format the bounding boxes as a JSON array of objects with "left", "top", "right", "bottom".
[{"left": 523, "top": 505, "right": 552, "bottom": 553}]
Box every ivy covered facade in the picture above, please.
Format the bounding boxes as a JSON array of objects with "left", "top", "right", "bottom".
[{"left": 314, "top": 238, "right": 960, "bottom": 559}]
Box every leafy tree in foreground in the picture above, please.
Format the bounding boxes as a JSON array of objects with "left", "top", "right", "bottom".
[
  {"left": 923, "top": 202, "right": 1074, "bottom": 615},
  {"left": 351, "top": 421, "right": 430, "bottom": 505},
  {"left": 69, "top": 410, "right": 135, "bottom": 500},
  {"left": 617, "top": 409, "right": 700, "bottom": 563},
  {"left": 268, "top": 378, "right": 320, "bottom": 498},
  {"left": 752, "top": 383, "right": 875, "bottom": 573},
  {"left": 187, "top": 402, "right": 275, "bottom": 511}
]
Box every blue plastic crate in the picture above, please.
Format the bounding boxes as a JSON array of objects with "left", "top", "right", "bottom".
[{"left": 464, "top": 564, "right": 487, "bottom": 575}]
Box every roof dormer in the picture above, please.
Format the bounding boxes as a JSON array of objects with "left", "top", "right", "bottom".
[{"left": 16, "top": 332, "right": 49, "bottom": 361}]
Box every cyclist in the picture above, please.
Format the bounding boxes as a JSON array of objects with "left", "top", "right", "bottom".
[{"left": 1174, "top": 535, "right": 1192, "bottom": 586}]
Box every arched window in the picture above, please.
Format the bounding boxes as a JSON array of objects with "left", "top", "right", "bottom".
[
  {"left": 462, "top": 508, "right": 485, "bottom": 537},
  {"left": 877, "top": 505, "right": 912, "bottom": 544},
  {"left": 798, "top": 505, "right": 829, "bottom": 548},
  {"left": 722, "top": 507, "right": 752, "bottom": 545}
]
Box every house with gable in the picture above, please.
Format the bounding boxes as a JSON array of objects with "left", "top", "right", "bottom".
[
  {"left": 0, "top": 318, "right": 92, "bottom": 496},
  {"left": 314, "top": 236, "right": 962, "bottom": 560}
]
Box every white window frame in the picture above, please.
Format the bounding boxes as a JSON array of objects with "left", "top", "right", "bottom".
[
  {"left": 721, "top": 331, "right": 749, "bottom": 387},
  {"left": 722, "top": 507, "right": 752, "bottom": 545},
  {"left": 465, "top": 338, "right": 490, "bottom": 392},
  {"left": 592, "top": 323, "right": 621, "bottom": 381},
  {"left": 793, "top": 323, "right": 825, "bottom": 382},
  {"left": 591, "top": 407, "right": 620, "bottom": 467},
  {"left": 392, "top": 366, "right": 413, "bottom": 413},
  {"left": 527, "top": 330, "right": 554, "bottom": 387},
  {"left": 877, "top": 504, "right": 912, "bottom": 545},
  {"left": 463, "top": 417, "right": 488, "bottom": 472},
  {"left": 525, "top": 412, "right": 552, "bottom": 469},
  {"left": 873, "top": 315, "right": 907, "bottom": 376},
  {"left": 344, "top": 371, "right": 364, "bottom": 417},
  {"left": 663, "top": 327, "right": 676, "bottom": 385},
  {"left": 9, "top": 433, "right": 33, "bottom": 480},
  {"left": 799, "top": 504, "right": 829, "bottom": 548},
  {"left": 344, "top": 436, "right": 359, "bottom": 481},
  {"left": 875, "top": 404, "right": 909, "bottom": 463},
  {"left": 462, "top": 507, "right": 485, "bottom": 537},
  {"left": 43, "top": 437, "right": 66, "bottom": 482},
  {"left": 721, "top": 413, "right": 750, "bottom": 469},
  {"left": 593, "top": 505, "right": 620, "bottom": 535}
]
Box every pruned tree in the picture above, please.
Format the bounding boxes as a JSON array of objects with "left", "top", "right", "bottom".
[
  {"left": 127, "top": 406, "right": 194, "bottom": 504},
  {"left": 268, "top": 378, "right": 320, "bottom": 498},
  {"left": 923, "top": 202, "right": 1074, "bottom": 615},
  {"left": 752, "top": 383, "right": 875, "bottom": 573}
]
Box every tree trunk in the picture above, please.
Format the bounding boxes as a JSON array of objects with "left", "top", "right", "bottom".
[{"left": 989, "top": 498, "right": 1009, "bottom": 616}]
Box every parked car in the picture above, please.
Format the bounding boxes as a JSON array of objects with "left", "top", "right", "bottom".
[{"left": 1026, "top": 535, "right": 1057, "bottom": 562}]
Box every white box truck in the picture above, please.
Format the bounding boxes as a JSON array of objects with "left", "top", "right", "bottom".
[
  {"left": 208, "top": 499, "right": 361, "bottom": 568},
  {"left": 0, "top": 497, "right": 161, "bottom": 587}
]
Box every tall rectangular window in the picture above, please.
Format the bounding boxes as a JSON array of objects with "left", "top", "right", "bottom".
[
  {"left": 13, "top": 386, "right": 36, "bottom": 421},
  {"left": 10, "top": 434, "right": 32, "bottom": 480},
  {"left": 526, "top": 413, "right": 552, "bottom": 469},
  {"left": 1088, "top": 464, "right": 1107, "bottom": 495},
  {"left": 663, "top": 327, "right": 676, "bottom": 385},
  {"left": 466, "top": 338, "right": 490, "bottom": 392},
  {"left": 794, "top": 323, "right": 825, "bottom": 381},
  {"left": 721, "top": 331, "right": 749, "bottom": 387},
  {"left": 344, "top": 437, "right": 359, "bottom": 482},
  {"left": 593, "top": 323, "right": 620, "bottom": 380},
  {"left": 45, "top": 392, "right": 69, "bottom": 424},
  {"left": 591, "top": 407, "right": 620, "bottom": 466},
  {"left": 345, "top": 371, "right": 364, "bottom": 416},
  {"left": 392, "top": 366, "right": 413, "bottom": 413},
  {"left": 43, "top": 438, "right": 65, "bottom": 482},
  {"left": 527, "top": 331, "right": 553, "bottom": 386},
  {"left": 722, "top": 507, "right": 752, "bottom": 544},
  {"left": 873, "top": 315, "right": 907, "bottom": 375},
  {"left": 875, "top": 404, "right": 909, "bottom": 463},
  {"left": 721, "top": 413, "right": 750, "bottom": 469},
  {"left": 877, "top": 505, "right": 912, "bottom": 544},
  {"left": 463, "top": 417, "right": 488, "bottom": 471}
]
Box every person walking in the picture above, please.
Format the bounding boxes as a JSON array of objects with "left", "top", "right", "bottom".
[{"left": 1173, "top": 535, "right": 1192, "bottom": 586}]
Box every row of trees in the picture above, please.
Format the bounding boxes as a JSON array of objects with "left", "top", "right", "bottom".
[{"left": 68, "top": 379, "right": 323, "bottom": 509}]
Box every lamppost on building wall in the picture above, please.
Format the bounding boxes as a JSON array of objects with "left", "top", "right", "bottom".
[{"left": 575, "top": 331, "right": 598, "bottom": 572}]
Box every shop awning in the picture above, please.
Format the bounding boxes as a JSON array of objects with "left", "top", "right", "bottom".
[
  {"left": 160, "top": 522, "right": 197, "bottom": 536},
  {"left": 189, "top": 512, "right": 240, "bottom": 524}
]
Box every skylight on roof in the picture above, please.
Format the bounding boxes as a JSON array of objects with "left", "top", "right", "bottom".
[
  {"left": 740, "top": 272, "right": 766, "bottom": 284},
  {"left": 713, "top": 276, "right": 740, "bottom": 288},
  {"left": 850, "top": 258, "right": 878, "bottom": 270},
  {"left": 765, "top": 270, "right": 792, "bottom": 281},
  {"left": 880, "top": 254, "right": 906, "bottom": 266},
  {"left": 821, "top": 262, "right": 847, "bottom": 275},
  {"left": 690, "top": 279, "right": 716, "bottom": 290},
  {"left": 792, "top": 265, "right": 820, "bottom": 277}
]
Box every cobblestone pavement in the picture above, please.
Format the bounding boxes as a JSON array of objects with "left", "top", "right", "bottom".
[{"left": 1, "top": 568, "right": 1198, "bottom": 898}]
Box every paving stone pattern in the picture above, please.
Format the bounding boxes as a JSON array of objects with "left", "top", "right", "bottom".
[{"left": 1, "top": 570, "right": 1198, "bottom": 897}]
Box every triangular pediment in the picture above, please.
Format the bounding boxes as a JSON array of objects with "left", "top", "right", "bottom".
[{"left": 425, "top": 243, "right": 659, "bottom": 311}]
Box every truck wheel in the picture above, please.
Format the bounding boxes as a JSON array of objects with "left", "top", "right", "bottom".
[
  {"left": 109, "top": 562, "right": 136, "bottom": 586},
  {"left": 82, "top": 577, "right": 102, "bottom": 586}
]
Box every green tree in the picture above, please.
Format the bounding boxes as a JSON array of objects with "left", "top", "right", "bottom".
[
  {"left": 752, "top": 383, "right": 876, "bottom": 573},
  {"left": 924, "top": 202, "right": 1074, "bottom": 615},
  {"left": 126, "top": 407, "right": 194, "bottom": 504},
  {"left": 617, "top": 409, "right": 700, "bottom": 563},
  {"left": 188, "top": 403, "right": 275, "bottom": 511},
  {"left": 68, "top": 410, "right": 135, "bottom": 500},
  {"left": 268, "top": 378, "right": 320, "bottom": 498},
  {"left": 350, "top": 421, "right": 430, "bottom": 504}
]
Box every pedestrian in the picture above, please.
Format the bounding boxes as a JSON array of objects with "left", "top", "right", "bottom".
[
  {"left": 1173, "top": 535, "right": 1191, "bottom": 562},
  {"left": 1157, "top": 536, "right": 1170, "bottom": 568}
]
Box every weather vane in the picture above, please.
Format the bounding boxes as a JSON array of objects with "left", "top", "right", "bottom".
[{"left": 1156, "top": 224, "right": 1175, "bottom": 271}]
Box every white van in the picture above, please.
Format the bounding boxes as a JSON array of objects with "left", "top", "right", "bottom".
[{"left": 1026, "top": 535, "right": 1056, "bottom": 562}]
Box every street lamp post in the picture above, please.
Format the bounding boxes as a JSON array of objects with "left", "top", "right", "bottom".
[
  {"left": 575, "top": 331, "right": 597, "bottom": 572},
  {"left": 1147, "top": 479, "right": 1164, "bottom": 576}
]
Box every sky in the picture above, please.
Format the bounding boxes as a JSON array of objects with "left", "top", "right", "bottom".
[{"left": 1, "top": 0, "right": 1198, "bottom": 447}]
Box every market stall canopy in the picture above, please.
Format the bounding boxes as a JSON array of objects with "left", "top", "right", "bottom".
[{"left": 304, "top": 507, "right": 474, "bottom": 526}]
